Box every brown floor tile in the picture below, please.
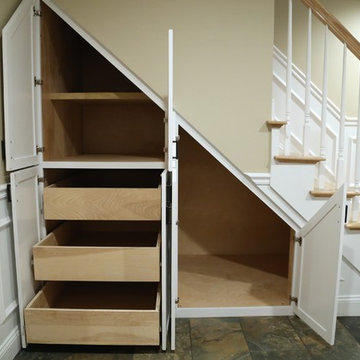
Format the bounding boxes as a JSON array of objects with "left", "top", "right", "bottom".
[{"left": 190, "top": 317, "right": 250, "bottom": 360}]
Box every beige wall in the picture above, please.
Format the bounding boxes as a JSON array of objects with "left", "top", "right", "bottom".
[
  {"left": 0, "top": 0, "right": 21, "bottom": 184},
  {"left": 275, "top": 0, "right": 360, "bottom": 117},
  {"left": 52, "top": 0, "right": 275, "bottom": 172}
]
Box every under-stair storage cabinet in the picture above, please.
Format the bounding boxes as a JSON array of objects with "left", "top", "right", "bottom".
[
  {"left": 3, "top": 0, "right": 349, "bottom": 353},
  {"left": 2, "top": 0, "right": 170, "bottom": 350}
]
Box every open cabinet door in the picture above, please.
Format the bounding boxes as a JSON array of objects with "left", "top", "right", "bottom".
[
  {"left": 2, "top": 0, "right": 41, "bottom": 171},
  {"left": 161, "top": 170, "right": 171, "bottom": 350},
  {"left": 10, "top": 167, "right": 41, "bottom": 347},
  {"left": 293, "top": 185, "right": 346, "bottom": 345}
]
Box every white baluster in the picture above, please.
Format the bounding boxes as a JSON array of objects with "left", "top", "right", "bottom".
[
  {"left": 351, "top": 74, "right": 360, "bottom": 223},
  {"left": 336, "top": 44, "right": 348, "bottom": 188},
  {"left": 284, "top": 0, "right": 293, "bottom": 155},
  {"left": 303, "top": 8, "right": 312, "bottom": 156},
  {"left": 318, "top": 25, "right": 329, "bottom": 189}
]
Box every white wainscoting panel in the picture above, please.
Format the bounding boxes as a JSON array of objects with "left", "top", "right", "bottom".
[{"left": 0, "top": 183, "right": 20, "bottom": 359}]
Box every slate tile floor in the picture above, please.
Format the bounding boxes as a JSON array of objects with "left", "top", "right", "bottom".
[{"left": 15, "top": 317, "right": 360, "bottom": 360}]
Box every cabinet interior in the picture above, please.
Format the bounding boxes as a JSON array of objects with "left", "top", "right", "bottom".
[
  {"left": 40, "top": 221, "right": 160, "bottom": 247},
  {"left": 44, "top": 169, "right": 162, "bottom": 188},
  {"left": 30, "top": 282, "right": 159, "bottom": 310},
  {"left": 41, "top": 4, "right": 165, "bottom": 162},
  {"left": 178, "top": 129, "right": 293, "bottom": 308}
]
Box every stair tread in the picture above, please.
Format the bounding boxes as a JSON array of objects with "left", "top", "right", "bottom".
[
  {"left": 267, "top": 120, "right": 288, "bottom": 127},
  {"left": 310, "top": 190, "right": 360, "bottom": 198},
  {"left": 346, "top": 222, "right": 360, "bottom": 230},
  {"left": 274, "top": 155, "right": 326, "bottom": 164}
]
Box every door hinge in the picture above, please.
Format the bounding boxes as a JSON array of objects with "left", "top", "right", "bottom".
[
  {"left": 175, "top": 297, "right": 179, "bottom": 305},
  {"left": 6, "top": 184, "right": 11, "bottom": 203},
  {"left": 36, "top": 146, "right": 45, "bottom": 154},
  {"left": 33, "top": 7, "right": 42, "bottom": 16},
  {"left": 37, "top": 177, "right": 45, "bottom": 184},
  {"left": 294, "top": 236, "right": 302, "bottom": 246},
  {"left": 289, "top": 296, "right": 298, "bottom": 305},
  {"left": 34, "top": 77, "right": 43, "bottom": 86}
]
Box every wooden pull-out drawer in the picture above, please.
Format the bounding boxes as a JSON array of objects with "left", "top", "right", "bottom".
[
  {"left": 33, "top": 222, "right": 160, "bottom": 282},
  {"left": 25, "top": 282, "right": 160, "bottom": 345},
  {"left": 43, "top": 171, "right": 162, "bottom": 221}
]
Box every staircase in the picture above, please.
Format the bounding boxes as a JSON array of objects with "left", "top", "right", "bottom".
[{"left": 265, "top": 0, "right": 360, "bottom": 313}]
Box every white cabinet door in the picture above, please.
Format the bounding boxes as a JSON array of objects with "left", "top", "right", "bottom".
[
  {"left": 161, "top": 170, "right": 171, "bottom": 350},
  {"left": 293, "top": 185, "right": 346, "bottom": 345},
  {"left": 3, "top": 0, "right": 41, "bottom": 171},
  {"left": 10, "top": 167, "right": 41, "bottom": 347}
]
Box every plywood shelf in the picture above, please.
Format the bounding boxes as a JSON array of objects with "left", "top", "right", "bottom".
[
  {"left": 178, "top": 254, "right": 289, "bottom": 308},
  {"left": 49, "top": 92, "right": 151, "bottom": 103},
  {"left": 43, "top": 154, "right": 165, "bottom": 169}
]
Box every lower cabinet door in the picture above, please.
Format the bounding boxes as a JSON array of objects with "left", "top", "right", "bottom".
[{"left": 25, "top": 282, "right": 160, "bottom": 345}]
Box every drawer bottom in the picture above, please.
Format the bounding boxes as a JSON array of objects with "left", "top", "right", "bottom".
[{"left": 25, "top": 282, "right": 160, "bottom": 345}]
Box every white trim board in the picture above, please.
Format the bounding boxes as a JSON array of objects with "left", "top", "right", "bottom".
[
  {"left": 176, "top": 306, "right": 293, "bottom": 318},
  {"left": 0, "top": 327, "right": 21, "bottom": 360},
  {"left": 338, "top": 296, "right": 360, "bottom": 316}
]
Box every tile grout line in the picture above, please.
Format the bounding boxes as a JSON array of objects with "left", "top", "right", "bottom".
[
  {"left": 238, "top": 317, "right": 254, "bottom": 358},
  {"left": 286, "top": 316, "right": 313, "bottom": 359}
]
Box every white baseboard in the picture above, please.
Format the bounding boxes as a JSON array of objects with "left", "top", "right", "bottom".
[
  {"left": 338, "top": 296, "right": 360, "bottom": 316},
  {"left": 176, "top": 306, "right": 293, "bottom": 318},
  {"left": 0, "top": 327, "right": 21, "bottom": 360}
]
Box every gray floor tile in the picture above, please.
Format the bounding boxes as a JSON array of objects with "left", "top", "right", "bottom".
[
  {"left": 190, "top": 317, "right": 250, "bottom": 360},
  {"left": 251, "top": 350, "right": 311, "bottom": 360},
  {"left": 289, "top": 316, "right": 360, "bottom": 360},
  {"left": 133, "top": 319, "right": 192, "bottom": 359},
  {"left": 240, "top": 317, "right": 306, "bottom": 353},
  {"left": 338, "top": 317, "right": 360, "bottom": 344}
]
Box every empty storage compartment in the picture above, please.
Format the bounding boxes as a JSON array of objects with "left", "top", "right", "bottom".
[
  {"left": 178, "top": 129, "right": 292, "bottom": 308},
  {"left": 43, "top": 170, "right": 162, "bottom": 221},
  {"left": 25, "top": 282, "right": 160, "bottom": 345},
  {"left": 33, "top": 221, "right": 160, "bottom": 281},
  {"left": 41, "top": 4, "right": 164, "bottom": 165}
]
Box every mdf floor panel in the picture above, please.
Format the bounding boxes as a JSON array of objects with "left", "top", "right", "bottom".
[{"left": 178, "top": 254, "right": 289, "bottom": 308}]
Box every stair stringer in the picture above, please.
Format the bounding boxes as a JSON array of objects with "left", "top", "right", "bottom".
[{"left": 44, "top": 0, "right": 305, "bottom": 232}]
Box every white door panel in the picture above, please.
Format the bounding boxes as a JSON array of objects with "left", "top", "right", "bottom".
[
  {"left": 294, "top": 185, "right": 346, "bottom": 345},
  {"left": 161, "top": 170, "right": 170, "bottom": 350},
  {"left": 11, "top": 166, "right": 41, "bottom": 347},
  {"left": 3, "top": 0, "right": 40, "bottom": 171}
]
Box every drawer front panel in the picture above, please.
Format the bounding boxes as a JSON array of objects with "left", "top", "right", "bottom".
[
  {"left": 44, "top": 187, "right": 161, "bottom": 220},
  {"left": 33, "top": 245, "right": 160, "bottom": 282},
  {"left": 25, "top": 309, "right": 159, "bottom": 345}
]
